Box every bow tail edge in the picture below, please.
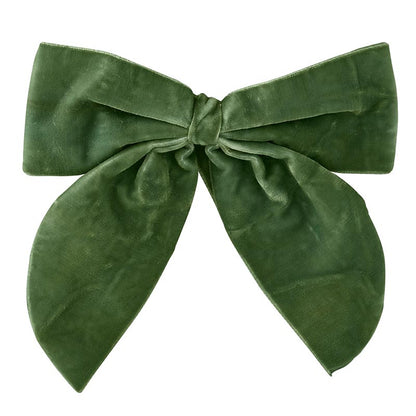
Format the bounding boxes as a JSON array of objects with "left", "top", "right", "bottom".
[
  {"left": 199, "top": 139, "right": 385, "bottom": 375},
  {"left": 27, "top": 139, "right": 198, "bottom": 392}
]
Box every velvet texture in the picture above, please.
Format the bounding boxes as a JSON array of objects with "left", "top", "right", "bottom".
[{"left": 23, "top": 42, "right": 397, "bottom": 392}]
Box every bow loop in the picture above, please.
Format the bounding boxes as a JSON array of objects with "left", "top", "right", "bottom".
[
  {"left": 188, "top": 93, "right": 222, "bottom": 145},
  {"left": 221, "top": 43, "right": 397, "bottom": 173},
  {"left": 23, "top": 42, "right": 195, "bottom": 175}
]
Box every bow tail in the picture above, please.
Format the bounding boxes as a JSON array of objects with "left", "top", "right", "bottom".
[
  {"left": 27, "top": 139, "right": 197, "bottom": 392},
  {"left": 202, "top": 139, "right": 385, "bottom": 374}
]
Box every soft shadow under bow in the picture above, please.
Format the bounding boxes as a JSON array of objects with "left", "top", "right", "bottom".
[{"left": 23, "top": 42, "right": 397, "bottom": 392}]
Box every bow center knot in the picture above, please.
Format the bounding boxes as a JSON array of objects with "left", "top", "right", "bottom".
[{"left": 188, "top": 93, "right": 221, "bottom": 146}]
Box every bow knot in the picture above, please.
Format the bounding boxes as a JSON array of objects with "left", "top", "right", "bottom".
[{"left": 187, "top": 93, "right": 221, "bottom": 146}]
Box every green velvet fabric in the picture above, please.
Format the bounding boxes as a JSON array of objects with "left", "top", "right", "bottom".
[{"left": 23, "top": 42, "right": 397, "bottom": 392}]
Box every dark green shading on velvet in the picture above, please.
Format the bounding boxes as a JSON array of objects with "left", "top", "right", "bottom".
[{"left": 23, "top": 42, "right": 397, "bottom": 392}]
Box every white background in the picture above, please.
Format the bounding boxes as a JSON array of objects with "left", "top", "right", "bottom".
[{"left": 1, "top": 1, "right": 415, "bottom": 414}]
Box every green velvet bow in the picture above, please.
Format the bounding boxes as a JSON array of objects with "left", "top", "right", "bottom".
[{"left": 23, "top": 42, "right": 397, "bottom": 392}]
